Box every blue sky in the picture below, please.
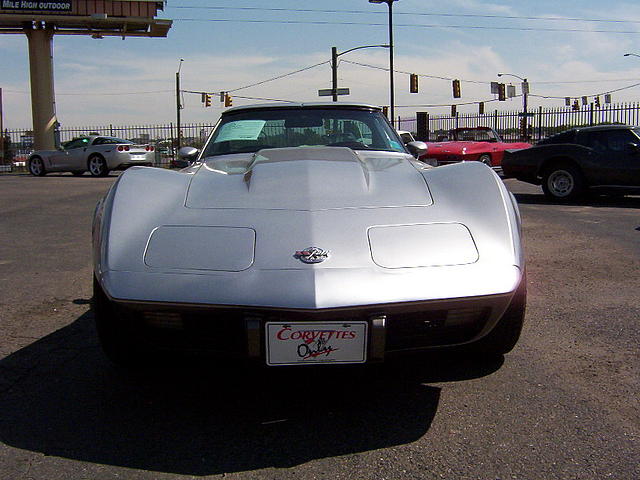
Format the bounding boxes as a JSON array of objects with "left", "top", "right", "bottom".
[{"left": 2, "top": 0, "right": 640, "bottom": 128}]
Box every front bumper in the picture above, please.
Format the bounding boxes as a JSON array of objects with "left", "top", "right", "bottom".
[{"left": 107, "top": 290, "right": 515, "bottom": 362}]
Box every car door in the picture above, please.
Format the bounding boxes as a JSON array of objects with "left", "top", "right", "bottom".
[
  {"left": 49, "top": 138, "right": 85, "bottom": 169},
  {"left": 66, "top": 137, "right": 92, "bottom": 170},
  {"left": 579, "top": 129, "right": 640, "bottom": 185}
]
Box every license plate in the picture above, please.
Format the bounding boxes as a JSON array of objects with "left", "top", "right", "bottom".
[{"left": 265, "top": 321, "right": 368, "bottom": 366}]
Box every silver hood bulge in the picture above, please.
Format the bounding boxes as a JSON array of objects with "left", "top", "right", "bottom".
[{"left": 186, "top": 147, "right": 433, "bottom": 210}]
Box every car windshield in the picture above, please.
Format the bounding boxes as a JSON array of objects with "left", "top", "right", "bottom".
[
  {"left": 202, "top": 108, "right": 406, "bottom": 157},
  {"left": 455, "top": 129, "right": 499, "bottom": 142}
]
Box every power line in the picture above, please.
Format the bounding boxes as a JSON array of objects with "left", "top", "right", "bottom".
[
  {"left": 226, "top": 60, "right": 330, "bottom": 92},
  {"left": 172, "top": 6, "right": 640, "bottom": 25},
  {"left": 174, "top": 18, "right": 640, "bottom": 34}
]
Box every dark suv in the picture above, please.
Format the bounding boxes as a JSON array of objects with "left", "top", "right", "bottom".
[{"left": 502, "top": 125, "right": 640, "bottom": 200}]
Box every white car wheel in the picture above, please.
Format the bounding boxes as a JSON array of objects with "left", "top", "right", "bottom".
[
  {"left": 28, "top": 157, "right": 46, "bottom": 176},
  {"left": 88, "top": 155, "right": 109, "bottom": 177}
]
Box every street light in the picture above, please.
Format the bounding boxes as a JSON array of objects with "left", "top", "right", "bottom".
[
  {"left": 175, "top": 58, "right": 184, "bottom": 151},
  {"left": 624, "top": 53, "right": 640, "bottom": 59},
  {"left": 331, "top": 44, "right": 389, "bottom": 102},
  {"left": 498, "top": 72, "right": 530, "bottom": 140},
  {"left": 369, "top": 0, "right": 398, "bottom": 126}
]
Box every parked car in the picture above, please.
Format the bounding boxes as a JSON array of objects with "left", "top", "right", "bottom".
[
  {"left": 92, "top": 103, "right": 525, "bottom": 368},
  {"left": 502, "top": 125, "right": 640, "bottom": 200},
  {"left": 424, "top": 127, "right": 531, "bottom": 168},
  {"left": 28, "top": 136, "right": 155, "bottom": 177}
]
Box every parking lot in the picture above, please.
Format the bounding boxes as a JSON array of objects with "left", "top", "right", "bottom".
[{"left": 0, "top": 172, "right": 638, "bottom": 479}]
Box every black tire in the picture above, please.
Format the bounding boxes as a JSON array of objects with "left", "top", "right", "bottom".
[
  {"left": 471, "top": 273, "right": 526, "bottom": 356},
  {"left": 88, "top": 154, "right": 109, "bottom": 177},
  {"left": 71, "top": 171, "right": 85, "bottom": 176},
  {"left": 93, "top": 277, "right": 146, "bottom": 367},
  {"left": 28, "top": 156, "right": 47, "bottom": 176},
  {"left": 541, "top": 163, "right": 585, "bottom": 201},
  {"left": 478, "top": 154, "right": 492, "bottom": 167}
]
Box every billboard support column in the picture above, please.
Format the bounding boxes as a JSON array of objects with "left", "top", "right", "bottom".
[{"left": 26, "top": 26, "right": 57, "bottom": 151}]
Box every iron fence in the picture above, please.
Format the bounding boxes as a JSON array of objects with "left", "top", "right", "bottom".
[
  {"left": 1, "top": 122, "right": 217, "bottom": 171},
  {"left": 2, "top": 102, "right": 639, "bottom": 172},
  {"left": 413, "top": 102, "right": 640, "bottom": 142}
]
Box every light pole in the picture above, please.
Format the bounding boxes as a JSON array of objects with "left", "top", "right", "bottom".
[
  {"left": 175, "top": 58, "right": 184, "bottom": 151},
  {"left": 498, "top": 72, "right": 529, "bottom": 140},
  {"left": 331, "top": 44, "right": 389, "bottom": 101},
  {"left": 369, "top": 0, "right": 398, "bottom": 126},
  {"left": 623, "top": 53, "right": 640, "bottom": 59}
]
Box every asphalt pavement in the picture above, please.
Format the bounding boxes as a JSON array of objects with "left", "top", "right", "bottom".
[{"left": 0, "top": 172, "right": 638, "bottom": 480}]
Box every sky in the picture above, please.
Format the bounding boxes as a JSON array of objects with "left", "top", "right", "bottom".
[{"left": 1, "top": 0, "right": 640, "bottom": 129}]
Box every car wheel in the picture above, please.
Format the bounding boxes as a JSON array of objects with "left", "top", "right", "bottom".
[
  {"left": 88, "top": 155, "right": 109, "bottom": 177},
  {"left": 93, "top": 276, "right": 146, "bottom": 367},
  {"left": 71, "top": 171, "right": 84, "bottom": 176},
  {"left": 28, "top": 156, "right": 46, "bottom": 176},
  {"left": 471, "top": 273, "right": 526, "bottom": 356},
  {"left": 478, "top": 154, "right": 492, "bottom": 167},
  {"left": 542, "top": 164, "right": 585, "bottom": 200}
]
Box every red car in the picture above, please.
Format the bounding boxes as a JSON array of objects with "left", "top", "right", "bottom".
[{"left": 422, "top": 127, "right": 531, "bottom": 168}]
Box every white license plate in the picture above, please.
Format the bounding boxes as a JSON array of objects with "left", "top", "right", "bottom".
[{"left": 265, "top": 321, "right": 368, "bottom": 366}]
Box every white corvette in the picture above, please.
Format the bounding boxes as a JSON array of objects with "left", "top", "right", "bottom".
[{"left": 28, "top": 135, "right": 155, "bottom": 177}]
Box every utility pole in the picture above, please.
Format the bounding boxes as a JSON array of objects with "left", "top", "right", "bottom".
[
  {"left": 331, "top": 47, "right": 338, "bottom": 102},
  {"left": 0, "top": 87, "right": 4, "bottom": 163},
  {"left": 175, "top": 59, "right": 184, "bottom": 151}
]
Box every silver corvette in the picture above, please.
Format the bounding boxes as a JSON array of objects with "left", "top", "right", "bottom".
[
  {"left": 28, "top": 136, "right": 155, "bottom": 177},
  {"left": 92, "top": 103, "right": 525, "bottom": 367}
]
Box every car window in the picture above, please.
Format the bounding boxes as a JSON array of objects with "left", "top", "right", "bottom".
[
  {"left": 93, "top": 137, "right": 132, "bottom": 145},
  {"left": 64, "top": 138, "right": 91, "bottom": 150},
  {"left": 582, "top": 130, "right": 636, "bottom": 153},
  {"left": 203, "top": 108, "right": 406, "bottom": 157}
]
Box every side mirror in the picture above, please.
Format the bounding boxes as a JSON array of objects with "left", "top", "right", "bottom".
[
  {"left": 406, "top": 141, "right": 428, "bottom": 159},
  {"left": 178, "top": 146, "right": 200, "bottom": 162}
]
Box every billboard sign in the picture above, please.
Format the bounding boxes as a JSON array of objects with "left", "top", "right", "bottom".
[{"left": 1, "top": 1, "right": 73, "bottom": 13}]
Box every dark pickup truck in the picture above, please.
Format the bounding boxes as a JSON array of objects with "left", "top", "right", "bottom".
[{"left": 502, "top": 125, "right": 640, "bottom": 200}]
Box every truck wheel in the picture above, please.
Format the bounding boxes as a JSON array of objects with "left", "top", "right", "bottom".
[{"left": 542, "top": 164, "right": 585, "bottom": 201}]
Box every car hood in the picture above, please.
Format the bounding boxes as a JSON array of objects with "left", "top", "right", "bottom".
[{"left": 186, "top": 147, "right": 433, "bottom": 210}]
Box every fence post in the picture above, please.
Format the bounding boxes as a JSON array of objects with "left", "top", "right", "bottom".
[
  {"left": 493, "top": 110, "right": 498, "bottom": 130},
  {"left": 589, "top": 103, "right": 594, "bottom": 126},
  {"left": 538, "top": 106, "right": 543, "bottom": 141}
]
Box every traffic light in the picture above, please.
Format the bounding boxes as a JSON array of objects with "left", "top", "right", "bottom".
[
  {"left": 224, "top": 93, "right": 233, "bottom": 107},
  {"left": 205, "top": 94, "right": 212, "bottom": 107},
  {"left": 409, "top": 73, "right": 419, "bottom": 93},
  {"left": 478, "top": 102, "right": 485, "bottom": 115},
  {"left": 451, "top": 104, "right": 457, "bottom": 116},
  {"left": 565, "top": 97, "right": 571, "bottom": 106},
  {"left": 572, "top": 100, "right": 580, "bottom": 111},
  {"left": 498, "top": 83, "right": 506, "bottom": 101},
  {"left": 382, "top": 105, "right": 389, "bottom": 117},
  {"left": 452, "top": 79, "right": 461, "bottom": 98},
  {"left": 594, "top": 96, "right": 601, "bottom": 107}
]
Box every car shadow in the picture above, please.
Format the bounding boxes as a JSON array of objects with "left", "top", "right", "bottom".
[
  {"left": 513, "top": 192, "right": 640, "bottom": 209},
  {"left": 0, "top": 310, "right": 502, "bottom": 476}
]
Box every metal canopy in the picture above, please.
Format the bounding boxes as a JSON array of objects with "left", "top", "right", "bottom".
[{"left": 0, "top": 14, "right": 172, "bottom": 37}]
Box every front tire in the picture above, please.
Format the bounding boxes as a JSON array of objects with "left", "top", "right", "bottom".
[
  {"left": 93, "top": 277, "right": 145, "bottom": 367},
  {"left": 88, "top": 154, "right": 109, "bottom": 177},
  {"left": 471, "top": 273, "right": 526, "bottom": 356},
  {"left": 542, "top": 164, "right": 585, "bottom": 200},
  {"left": 28, "top": 156, "right": 46, "bottom": 176},
  {"left": 478, "top": 154, "right": 492, "bottom": 167}
]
